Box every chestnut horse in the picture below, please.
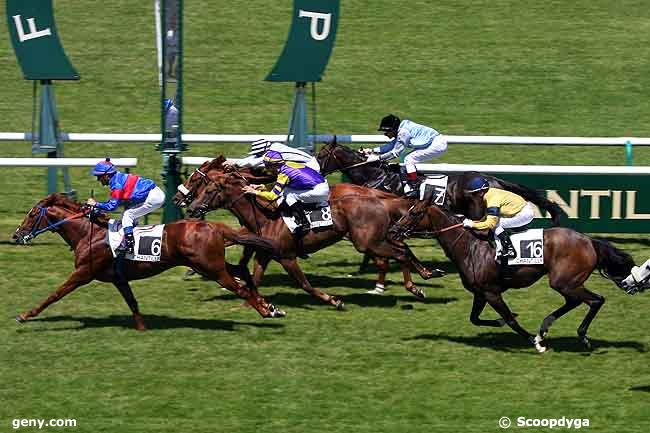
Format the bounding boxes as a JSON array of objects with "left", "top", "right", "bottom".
[
  {"left": 11, "top": 194, "right": 286, "bottom": 330},
  {"left": 175, "top": 169, "right": 442, "bottom": 308},
  {"left": 174, "top": 157, "right": 443, "bottom": 302},
  {"left": 410, "top": 203, "right": 636, "bottom": 352}
]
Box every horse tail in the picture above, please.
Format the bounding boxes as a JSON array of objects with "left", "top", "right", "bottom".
[
  {"left": 223, "top": 230, "right": 280, "bottom": 258},
  {"left": 496, "top": 178, "right": 566, "bottom": 226},
  {"left": 591, "top": 238, "right": 636, "bottom": 286}
]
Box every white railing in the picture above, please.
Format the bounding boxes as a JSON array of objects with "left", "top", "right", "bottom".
[
  {"left": 2, "top": 132, "right": 650, "bottom": 146},
  {"left": 180, "top": 158, "right": 650, "bottom": 175},
  {"left": 0, "top": 157, "right": 138, "bottom": 167}
]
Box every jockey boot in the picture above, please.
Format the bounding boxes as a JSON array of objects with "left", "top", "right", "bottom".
[
  {"left": 497, "top": 232, "right": 517, "bottom": 260},
  {"left": 289, "top": 202, "right": 310, "bottom": 259},
  {"left": 289, "top": 202, "right": 310, "bottom": 235},
  {"left": 117, "top": 228, "right": 135, "bottom": 255}
]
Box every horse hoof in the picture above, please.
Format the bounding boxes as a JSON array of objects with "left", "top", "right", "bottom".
[
  {"left": 407, "top": 286, "right": 426, "bottom": 299},
  {"left": 333, "top": 298, "right": 345, "bottom": 310},
  {"left": 496, "top": 318, "right": 507, "bottom": 327},
  {"left": 579, "top": 336, "right": 592, "bottom": 350},
  {"left": 15, "top": 314, "right": 27, "bottom": 323},
  {"left": 268, "top": 304, "right": 286, "bottom": 318},
  {"left": 534, "top": 335, "right": 547, "bottom": 353}
]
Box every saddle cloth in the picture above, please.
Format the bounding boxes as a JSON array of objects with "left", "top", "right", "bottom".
[
  {"left": 495, "top": 228, "right": 544, "bottom": 265},
  {"left": 282, "top": 202, "right": 333, "bottom": 234},
  {"left": 107, "top": 219, "right": 165, "bottom": 261},
  {"left": 419, "top": 175, "right": 448, "bottom": 204}
]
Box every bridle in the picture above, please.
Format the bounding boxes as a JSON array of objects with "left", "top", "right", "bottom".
[{"left": 16, "top": 206, "right": 87, "bottom": 243}]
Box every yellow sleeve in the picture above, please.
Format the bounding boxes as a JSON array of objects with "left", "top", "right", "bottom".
[
  {"left": 471, "top": 215, "right": 498, "bottom": 231},
  {"left": 257, "top": 173, "right": 289, "bottom": 201}
]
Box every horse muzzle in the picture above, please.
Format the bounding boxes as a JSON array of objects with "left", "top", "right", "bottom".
[{"left": 11, "top": 231, "right": 33, "bottom": 245}]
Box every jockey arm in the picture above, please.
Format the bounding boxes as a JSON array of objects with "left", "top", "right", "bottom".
[
  {"left": 255, "top": 173, "right": 289, "bottom": 201},
  {"left": 467, "top": 207, "right": 499, "bottom": 230},
  {"left": 373, "top": 129, "right": 410, "bottom": 161},
  {"left": 93, "top": 197, "right": 121, "bottom": 212}
]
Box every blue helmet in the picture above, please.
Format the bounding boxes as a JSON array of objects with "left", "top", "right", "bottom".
[
  {"left": 163, "top": 98, "right": 174, "bottom": 112},
  {"left": 91, "top": 158, "right": 117, "bottom": 176},
  {"left": 466, "top": 176, "right": 489, "bottom": 193}
]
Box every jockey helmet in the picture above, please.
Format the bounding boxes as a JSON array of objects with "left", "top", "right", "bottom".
[
  {"left": 263, "top": 150, "right": 284, "bottom": 165},
  {"left": 163, "top": 98, "right": 174, "bottom": 112},
  {"left": 466, "top": 176, "right": 490, "bottom": 193},
  {"left": 91, "top": 158, "right": 117, "bottom": 176},
  {"left": 378, "top": 114, "right": 401, "bottom": 132},
  {"left": 249, "top": 138, "right": 272, "bottom": 156}
]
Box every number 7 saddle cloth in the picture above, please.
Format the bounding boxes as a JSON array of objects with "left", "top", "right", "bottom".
[{"left": 107, "top": 219, "right": 165, "bottom": 262}]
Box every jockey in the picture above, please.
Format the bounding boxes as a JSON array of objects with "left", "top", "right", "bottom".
[
  {"left": 224, "top": 139, "right": 321, "bottom": 173},
  {"left": 364, "top": 114, "right": 448, "bottom": 198},
  {"left": 242, "top": 150, "right": 329, "bottom": 259},
  {"left": 164, "top": 98, "right": 179, "bottom": 132},
  {"left": 461, "top": 176, "right": 535, "bottom": 260},
  {"left": 86, "top": 158, "right": 166, "bottom": 254}
]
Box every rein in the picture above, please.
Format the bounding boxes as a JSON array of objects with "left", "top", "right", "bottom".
[{"left": 25, "top": 206, "right": 88, "bottom": 241}]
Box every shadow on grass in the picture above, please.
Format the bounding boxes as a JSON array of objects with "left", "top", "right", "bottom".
[
  {"left": 316, "top": 260, "right": 458, "bottom": 276},
  {"left": 629, "top": 385, "right": 650, "bottom": 392},
  {"left": 250, "top": 273, "right": 449, "bottom": 290},
  {"left": 23, "top": 314, "right": 285, "bottom": 332},
  {"left": 407, "top": 332, "right": 647, "bottom": 354},
  {"left": 203, "top": 291, "right": 458, "bottom": 310}
]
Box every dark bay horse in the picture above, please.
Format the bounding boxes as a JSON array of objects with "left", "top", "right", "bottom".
[
  {"left": 316, "top": 137, "right": 565, "bottom": 224},
  {"left": 11, "top": 194, "right": 286, "bottom": 330},
  {"left": 411, "top": 203, "right": 636, "bottom": 352},
  {"left": 177, "top": 170, "right": 441, "bottom": 308}
]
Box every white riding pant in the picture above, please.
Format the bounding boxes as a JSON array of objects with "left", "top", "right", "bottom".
[
  {"left": 122, "top": 186, "right": 166, "bottom": 228},
  {"left": 403, "top": 134, "right": 448, "bottom": 174},
  {"left": 494, "top": 202, "right": 535, "bottom": 235},
  {"left": 284, "top": 182, "right": 330, "bottom": 207}
]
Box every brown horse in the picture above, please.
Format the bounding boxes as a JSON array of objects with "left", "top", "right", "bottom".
[
  {"left": 316, "top": 137, "right": 565, "bottom": 223},
  {"left": 175, "top": 168, "right": 442, "bottom": 308},
  {"left": 11, "top": 194, "right": 286, "bottom": 330},
  {"left": 174, "top": 157, "right": 443, "bottom": 301},
  {"left": 410, "top": 203, "right": 636, "bottom": 352}
]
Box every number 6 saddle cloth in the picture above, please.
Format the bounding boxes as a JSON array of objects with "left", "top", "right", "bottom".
[
  {"left": 107, "top": 219, "right": 165, "bottom": 262},
  {"left": 495, "top": 228, "right": 544, "bottom": 265}
]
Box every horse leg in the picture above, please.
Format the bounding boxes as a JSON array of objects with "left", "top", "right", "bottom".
[
  {"left": 225, "top": 262, "right": 285, "bottom": 318},
  {"left": 574, "top": 287, "right": 605, "bottom": 350},
  {"left": 279, "top": 258, "right": 344, "bottom": 310},
  {"left": 483, "top": 291, "right": 545, "bottom": 353},
  {"left": 113, "top": 280, "right": 146, "bottom": 331},
  {"left": 469, "top": 293, "right": 509, "bottom": 327},
  {"left": 367, "top": 256, "right": 389, "bottom": 294},
  {"left": 357, "top": 252, "right": 372, "bottom": 274},
  {"left": 239, "top": 245, "right": 255, "bottom": 267},
  {"left": 400, "top": 262, "right": 426, "bottom": 299},
  {"left": 535, "top": 295, "right": 582, "bottom": 343},
  {"left": 252, "top": 253, "right": 272, "bottom": 287},
  {"left": 16, "top": 267, "right": 94, "bottom": 323}
]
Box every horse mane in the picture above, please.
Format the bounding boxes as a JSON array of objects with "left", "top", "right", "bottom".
[{"left": 42, "top": 193, "right": 109, "bottom": 228}]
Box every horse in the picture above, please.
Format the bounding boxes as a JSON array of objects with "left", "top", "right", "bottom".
[
  {"left": 11, "top": 194, "right": 286, "bottom": 330},
  {"left": 316, "top": 137, "right": 565, "bottom": 224},
  {"left": 174, "top": 157, "right": 442, "bottom": 300},
  {"left": 409, "top": 203, "right": 637, "bottom": 352},
  {"left": 175, "top": 168, "right": 443, "bottom": 308}
]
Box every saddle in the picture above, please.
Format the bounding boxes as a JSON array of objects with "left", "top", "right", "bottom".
[{"left": 107, "top": 219, "right": 165, "bottom": 261}]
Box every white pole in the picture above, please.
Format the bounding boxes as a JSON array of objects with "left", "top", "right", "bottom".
[{"left": 154, "top": 0, "right": 163, "bottom": 88}]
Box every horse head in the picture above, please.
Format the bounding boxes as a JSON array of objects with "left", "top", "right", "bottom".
[
  {"left": 12, "top": 194, "right": 83, "bottom": 244},
  {"left": 186, "top": 171, "right": 247, "bottom": 218},
  {"left": 173, "top": 156, "right": 226, "bottom": 208}
]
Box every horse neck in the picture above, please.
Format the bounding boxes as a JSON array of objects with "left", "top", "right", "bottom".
[
  {"left": 49, "top": 210, "right": 97, "bottom": 249},
  {"left": 226, "top": 192, "right": 271, "bottom": 234},
  {"left": 344, "top": 164, "right": 386, "bottom": 186}
]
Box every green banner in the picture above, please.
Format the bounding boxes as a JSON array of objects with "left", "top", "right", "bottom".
[
  {"left": 266, "top": 0, "right": 339, "bottom": 82},
  {"left": 6, "top": 0, "right": 79, "bottom": 80},
  {"left": 500, "top": 173, "right": 650, "bottom": 233}
]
